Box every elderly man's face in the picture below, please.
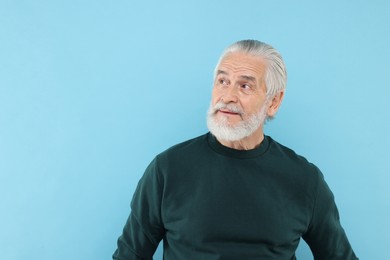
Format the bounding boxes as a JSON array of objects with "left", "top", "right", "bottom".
[{"left": 210, "top": 52, "right": 269, "bottom": 130}]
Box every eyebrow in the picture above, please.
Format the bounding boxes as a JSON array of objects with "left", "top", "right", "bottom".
[
  {"left": 239, "top": 75, "right": 256, "bottom": 83},
  {"left": 216, "top": 70, "right": 228, "bottom": 76},
  {"left": 216, "top": 70, "right": 257, "bottom": 83}
]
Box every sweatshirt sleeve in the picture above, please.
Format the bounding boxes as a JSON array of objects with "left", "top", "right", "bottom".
[
  {"left": 302, "top": 169, "right": 358, "bottom": 259},
  {"left": 113, "top": 158, "right": 165, "bottom": 260}
]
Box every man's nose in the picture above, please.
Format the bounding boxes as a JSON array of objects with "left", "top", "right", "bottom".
[{"left": 221, "top": 86, "right": 238, "bottom": 103}]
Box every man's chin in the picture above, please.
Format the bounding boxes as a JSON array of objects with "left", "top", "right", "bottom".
[
  {"left": 213, "top": 116, "right": 241, "bottom": 128},
  {"left": 208, "top": 122, "right": 248, "bottom": 142},
  {"left": 211, "top": 130, "right": 248, "bottom": 142}
]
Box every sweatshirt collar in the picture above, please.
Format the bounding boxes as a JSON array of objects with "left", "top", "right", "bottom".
[{"left": 207, "top": 132, "right": 269, "bottom": 159}]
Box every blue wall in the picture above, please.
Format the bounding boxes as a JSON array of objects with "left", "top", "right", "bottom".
[{"left": 1, "top": 1, "right": 389, "bottom": 259}]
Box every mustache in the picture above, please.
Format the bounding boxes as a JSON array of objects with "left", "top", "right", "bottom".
[{"left": 212, "top": 102, "right": 244, "bottom": 115}]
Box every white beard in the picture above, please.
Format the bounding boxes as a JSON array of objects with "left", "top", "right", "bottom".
[{"left": 206, "top": 101, "right": 268, "bottom": 142}]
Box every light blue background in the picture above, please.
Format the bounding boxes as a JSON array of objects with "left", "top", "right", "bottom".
[{"left": 1, "top": 1, "right": 389, "bottom": 259}]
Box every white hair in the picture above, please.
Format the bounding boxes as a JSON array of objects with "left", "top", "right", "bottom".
[{"left": 214, "top": 40, "right": 287, "bottom": 99}]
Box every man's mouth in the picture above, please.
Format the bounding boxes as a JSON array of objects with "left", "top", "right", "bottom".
[{"left": 218, "top": 109, "right": 240, "bottom": 115}]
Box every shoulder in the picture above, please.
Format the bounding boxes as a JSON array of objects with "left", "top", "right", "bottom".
[
  {"left": 155, "top": 133, "right": 209, "bottom": 163},
  {"left": 266, "top": 136, "right": 327, "bottom": 210},
  {"left": 267, "top": 136, "right": 317, "bottom": 166},
  {"left": 266, "top": 136, "right": 322, "bottom": 180}
]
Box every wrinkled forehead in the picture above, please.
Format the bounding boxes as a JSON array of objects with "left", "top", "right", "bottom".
[{"left": 216, "top": 52, "right": 267, "bottom": 80}]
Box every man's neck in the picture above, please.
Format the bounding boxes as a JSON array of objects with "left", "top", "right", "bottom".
[{"left": 217, "top": 129, "right": 265, "bottom": 150}]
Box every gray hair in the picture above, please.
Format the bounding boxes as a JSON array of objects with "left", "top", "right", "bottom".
[{"left": 214, "top": 40, "right": 287, "bottom": 98}]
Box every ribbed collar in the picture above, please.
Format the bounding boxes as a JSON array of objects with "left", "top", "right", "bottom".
[{"left": 207, "top": 132, "right": 270, "bottom": 159}]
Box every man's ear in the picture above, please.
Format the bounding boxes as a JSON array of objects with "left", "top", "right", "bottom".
[{"left": 266, "top": 90, "right": 285, "bottom": 117}]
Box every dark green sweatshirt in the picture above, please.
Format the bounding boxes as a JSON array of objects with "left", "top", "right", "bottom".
[{"left": 113, "top": 133, "right": 358, "bottom": 259}]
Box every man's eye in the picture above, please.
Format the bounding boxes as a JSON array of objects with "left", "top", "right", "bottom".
[
  {"left": 241, "top": 84, "right": 250, "bottom": 89},
  {"left": 219, "top": 79, "right": 228, "bottom": 85}
]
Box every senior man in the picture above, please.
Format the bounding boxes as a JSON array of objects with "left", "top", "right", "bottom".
[{"left": 113, "top": 40, "right": 358, "bottom": 259}]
